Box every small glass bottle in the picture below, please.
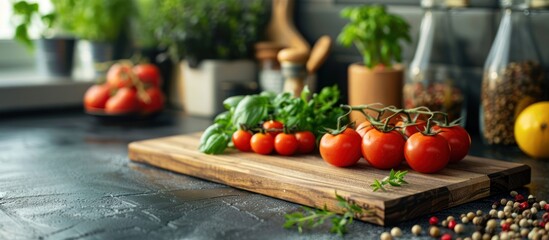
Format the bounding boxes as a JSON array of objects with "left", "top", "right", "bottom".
[
  {"left": 255, "top": 42, "right": 285, "bottom": 93},
  {"left": 480, "top": 0, "right": 545, "bottom": 145},
  {"left": 404, "top": 0, "right": 466, "bottom": 123}
]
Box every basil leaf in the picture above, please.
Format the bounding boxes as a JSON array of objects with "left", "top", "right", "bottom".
[
  {"left": 223, "top": 96, "right": 244, "bottom": 110},
  {"left": 199, "top": 124, "right": 224, "bottom": 152},
  {"left": 214, "top": 111, "right": 231, "bottom": 126},
  {"left": 232, "top": 95, "right": 269, "bottom": 127},
  {"left": 200, "top": 133, "right": 230, "bottom": 154}
]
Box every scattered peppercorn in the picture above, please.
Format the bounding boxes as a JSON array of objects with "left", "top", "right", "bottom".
[
  {"left": 380, "top": 232, "right": 392, "bottom": 240},
  {"left": 430, "top": 216, "right": 440, "bottom": 225},
  {"left": 390, "top": 227, "right": 402, "bottom": 237},
  {"left": 448, "top": 219, "right": 457, "bottom": 230},
  {"left": 510, "top": 191, "right": 518, "bottom": 197},
  {"left": 502, "top": 222, "right": 510, "bottom": 231},
  {"left": 462, "top": 216, "right": 470, "bottom": 223},
  {"left": 520, "top": 201, "right": 529, "bottom": 210},
  {"left": 412, "top": 224, "right": 422, "bottom": 236},
  {"left": 454, "top": 223, "right": 465, "bottom": 234},
  {"left": 515, "top": 194, "right": 525, "bottom": 203},
  {"left": 430, "top": 226, "right": 441, "bottom": 238},
  {"left": 441, "top": 233, "right": 452, "bottom": 240}
]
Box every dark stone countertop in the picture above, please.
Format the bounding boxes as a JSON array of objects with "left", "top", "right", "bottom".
[{"left": 0, "top": 110, "right": 548, "bottom": 240}]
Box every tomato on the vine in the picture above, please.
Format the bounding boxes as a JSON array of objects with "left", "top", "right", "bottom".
[
  {"left": 133, "top": 63, "right": 162, "bottom": 87},
  {"left": 356, "top": 121, "right": 374, "bottom": 138},
  {"left": 295, "top": 131, "right": 316, "bottom": 154},
  {"left": 405, "top": 133, "right": 450, "bottom": 173},
  {"left": 84, "top": 84, "right": 111, "bottom": 111},
  {"left": 319, "top": 128, "right": 362, "bottom": 167},
  {"left": 105, "top": 88, "right": 139, "bottom": 114},
  {"left": 262, "top": 120, "right": 283, "bottom": 138},
  {"left": 138, "top": 87, "right": 164, "bottom": 113},
  {"left": 275, "top": 133, "right": 298, "bottom": 156},
  {"left": 251, "top": 132, "right": 274, "bottom": 155},
  {"left": 232, "top": 129, "right": 253, "bottom": 152},
  {"left": 432, "top": 125, "right": 471, "bottom": 163},
  {"left": 396, "top": 120, "right": 427, "bottom": 138},
  {"left": 361, "top": 128, "right": 405, "bottom": 170},
  {"left": 107, "top": 63, "right": 133, "bottom": 89}
]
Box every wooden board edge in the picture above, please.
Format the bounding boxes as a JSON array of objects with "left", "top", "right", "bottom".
[{"left": 128, "top": 141, "right": 388, "bottom": 226}]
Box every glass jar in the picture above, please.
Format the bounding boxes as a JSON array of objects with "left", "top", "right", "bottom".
[
  {"left": 480, "top": 0, "right": 545, "bottom": 145},
  {"left": 404, "top": 0, "right": 466, "bottom": 123},
  {"left": 255, "top": 42, "right": 285, "bottom": 93}
]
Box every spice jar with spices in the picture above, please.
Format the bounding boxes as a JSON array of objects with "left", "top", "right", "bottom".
[
  {"left": 404, "top": 0, "right": 467, "bottom": 124},
  {"left": 480, "top": 0, "right": 545, "bottom": 145}
]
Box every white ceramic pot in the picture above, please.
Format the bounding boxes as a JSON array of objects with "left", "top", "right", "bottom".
[{"left": 183, "top": 60, "right": 257, "bottom": 117}]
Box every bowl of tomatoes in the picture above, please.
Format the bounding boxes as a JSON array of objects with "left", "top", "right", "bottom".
[{"left": 84, "top": 62, "right": 165, "bottom": 120}]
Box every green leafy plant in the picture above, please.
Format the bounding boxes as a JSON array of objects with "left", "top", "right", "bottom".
[
  {"left": 132, "top": 0, "right": 161, "bottom": 49},
  {"left": 283, "top": 192, "right": 369, "bottom": 236},
  {"left": 11, "top": 0, "right": 72, "bottom": 50},
  {"left": 337, "top": 5, "right": 411, "bottom": 69},
  {"left": 157, "top": 0, "right": 267, "bottom": 67},
  {"left": 64, "top": 0, "right": 134, "bottom": 42},
  {"left": 370, "top": 169, "right": 408, "bottom": 192}
]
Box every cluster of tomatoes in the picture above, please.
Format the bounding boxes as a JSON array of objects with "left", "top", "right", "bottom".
[
  {"left": 319, "top": 118, "right": 471, "bottom": 174},
  {"left": 232, "top": 120, "right": 316, "bottom": 156},
  {"left": 84, "top": 63, "right": 165, "bottom": 115}
]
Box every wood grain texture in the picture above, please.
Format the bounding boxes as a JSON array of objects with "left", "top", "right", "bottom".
[{"left": 128, "top": 132, "right": 531, "bottom": 226}]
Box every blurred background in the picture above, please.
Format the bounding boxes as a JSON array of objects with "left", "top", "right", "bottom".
[{"left": 0, "top": 0, "right": 548, "bottom": 136}]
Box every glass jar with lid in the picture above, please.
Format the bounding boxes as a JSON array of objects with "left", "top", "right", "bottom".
[
  {"left": 404, "top": 0, "right": 466, "bottom": 123},
  {"left": 480, "top": 0, "right": 545, "bottom": 145}
]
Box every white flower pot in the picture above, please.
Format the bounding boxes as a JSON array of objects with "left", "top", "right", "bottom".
[{"left": 183, "top": 60, "right": 257, "bottom": 117}]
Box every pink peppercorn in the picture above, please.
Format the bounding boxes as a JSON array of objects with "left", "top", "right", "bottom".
[
  {"left": 515, "top": 194, "right": 525, "bottom": 203},
  {"left": 430, "top": 216, "right": 439, "bottom": 225},
  {"left": 440, "top": 233, "right": 452, "bottom": 240},
  {"left": 448, "top": 220, "right": 457, "bottom": 230},
  {"left": 545, "top": 204, "right": 549, "bottom": 211},
  {"left": 502, "top": 222, "right": 511, "bottom": 231},
  {"left": 519, "top": 202, "right": 529, "bottom": 210}
]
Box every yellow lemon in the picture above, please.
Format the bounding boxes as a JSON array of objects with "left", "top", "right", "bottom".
[{"left": 514, "top": 101, "right": 549, "bottom": 159}]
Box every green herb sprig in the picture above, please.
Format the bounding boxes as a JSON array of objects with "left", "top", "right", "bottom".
[
  {"left": 370, "top": 169, "right": 408, "bottom": 192},
  {"left": 283, "top": 192, "right": 367, "bottom": 236}
]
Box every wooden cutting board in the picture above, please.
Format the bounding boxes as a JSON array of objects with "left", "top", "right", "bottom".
[{"left": 128, "top": 132, "right": 531, "bottom": 226}]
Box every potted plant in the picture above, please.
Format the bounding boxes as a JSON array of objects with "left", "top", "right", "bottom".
[
  {"left": 158, "top": 0, "right": 267, "bottom": 116},
  {"left": 11, "top": 0, "right": 76, "bottom": 77},
  {"left": 337, "top": 5, "right": 411, "bottom": 123},
  {"left": 66, "top": 0, "right": 134, "bottom": 76}
]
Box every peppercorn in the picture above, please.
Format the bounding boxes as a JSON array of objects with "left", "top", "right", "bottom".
[
  {"left": 455, "top": 223, "right": 465, "bottom": 234},
  {"left": 489, "top": 209, "right": 497, "bottom": 218},
  {"left": 462, "top": 216, "right": 470, "bottom": 223},
  {"left": 380, "top": 232, "right": 392, "bottom": 240},
  {"left": 441, "top": 233, "right": 452, "bottom": 240},
  {"left": 482, "top": 233, "right": 491, "bottom": 240},
  {"left": 510, "top": 191, "right": 518, "bottom": 197},
  {"left": 501, "top": 222, "right": 510, "bottom": 231},
  {"left": 546, "top": 221, "right": 549, "bottom": 231},
  {"left": 544, "top": 204, "right": 549, "bottom": 212},
  {"left": 412, "top": 224, "right": 422, "bottom": 236},
  {"left": 519, "top": 218, "right": 530, "bottom": 228},
  {"left": 540, "top": 201, "right": 547, "bottom": 209},
  {"left": 510, "top": 223, "right": 519, "bottom": 232},
  {"left": 501, "top": 198, "right": 508, "bottom": 206},
  {"left": 448, "top": 220, "right": 457, "bottom": 230},
  {"left": 504, "top": 206, "right": 512, "bottom": 213},
  {"left": 521, "top": 228, "right": 530, "bottom": 237},
  {"left": 472, "top": 231, "right": 482, "bottom": 240},
  {"left": 467, "top": 212, "right": 476, "bottom": 220},
  {"left": 442, "top": 220, "right": 449, "bottom": 228},
  {"left": 486, "top": 219, "right": 497, "bottom": 229},
  {"left": 520, "top": 202, "right": 529, "bottom": 211},
  {"left": 515, "top": 194, "right": 525, "bottom": 203},
  {"left": 506, "top": 201, "right": 513, "bottom": 207},
  {"left": 532, "top": 207, "right": 539, "bottom": 215},
  {"left": 528, "top": 195, "right": 536, "bottom": 205},
  {"left": 498, "top": 211, "right": 505, "bottom": 219},
  {"left": 473, "top": 216, "right": 483, "bottom": 225},
  {"left": 477, "top": 210, "right": 484, "bottom": 216},
  {"left": 431, "top": 216, "right": 440, "bottom": 225},
  {"left": 533, "top": 203, "right": 541, "bottom": 210},
  {"left": 390, "top": 227, "right": 402, "bottom": 237},
  {"left": 430, "top": 226, "right": 441, "bottom": 238},
  {"left": 448, "top": 216, "right": 456, "bottom": 222}
]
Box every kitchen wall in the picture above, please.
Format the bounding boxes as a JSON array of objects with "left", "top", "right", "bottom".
[{"left": 294, "top": 0, "right": 549, "bottom": 133}]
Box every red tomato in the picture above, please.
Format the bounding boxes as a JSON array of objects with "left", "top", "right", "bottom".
[
  {"left": 319, "top": 128, "right": 362, "bottom": 167},
  {"left": 263, "top": 120, "right": 283, "bottom": 138},
  {"left": 275, "top": 133, "right": 298, "bottom": 156},
  {"left": 133, "top": 63, "right": 162, "bottom": 87},
  {"left": 432, "top": 125, "right": 471, "bottom": 163},
  {"left": 107, "top": 63, "right": 133, "bottom": 88},
  {"left": 356, "top": 121, "right": 374, "bottom": 138},
  {"left": 251, "top": 133, "right": 274, "bottom": 155},
  {"left": 138, "top": 87, "right": 164, "bottom": 113},
  {"left": 295, "top": 131, "right": 316, "bottom": 154},
  {"left": 84, "top": 84, "right": 111, "bottom": 111},
  {"left": 105, "top": 88, "right": 139, "bottom": 114},
  {"left": 232, "top": 130, "right": 253, "bottom": 152},
  {"left": 404, "top": 133, "right": 450, "bottom": 173},
  {"left": 396, "top": 120, "right": 427, "bottom": 138},
  {"left": 361, "top": 128, "right": 405, "bottom": 170}
]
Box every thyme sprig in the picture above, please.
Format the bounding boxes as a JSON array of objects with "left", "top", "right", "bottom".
[
  {"left": 283, "top": 192, "right": 366, "bottom": 236},
  {"left": 370, "top": 169, "right": 408, "bottom": 192}
]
